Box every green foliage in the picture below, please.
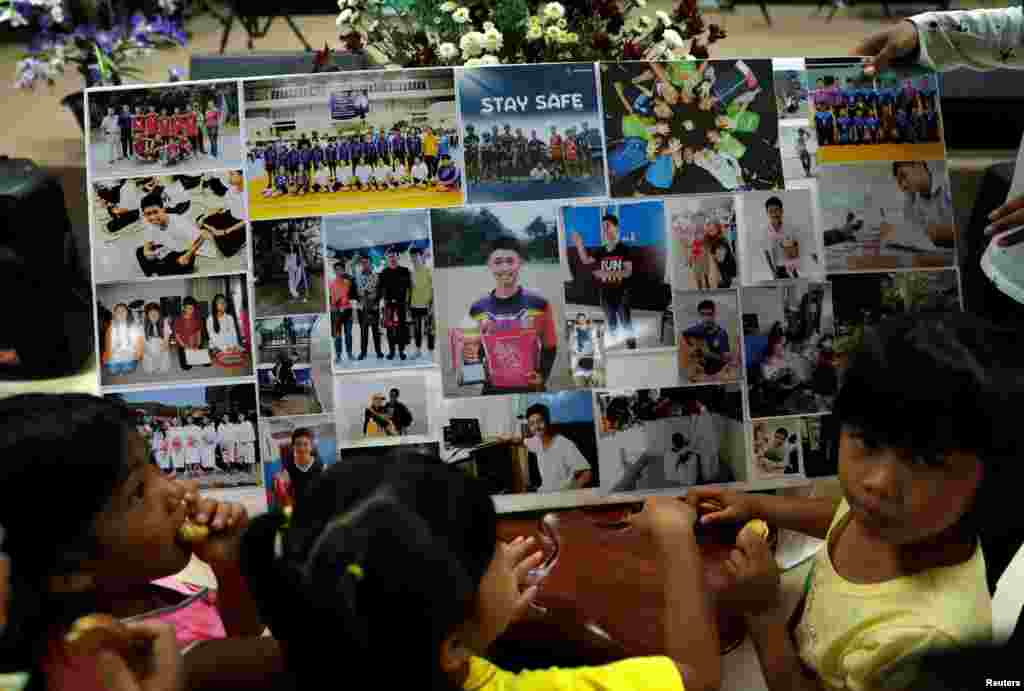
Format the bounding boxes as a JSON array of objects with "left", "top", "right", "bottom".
[{"left": 432, "top": 208, "right": 559, "bottom": 268}]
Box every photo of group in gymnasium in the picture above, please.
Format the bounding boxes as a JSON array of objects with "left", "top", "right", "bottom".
[
  {"left": 88, "top": 82, "right": 242, "bottom": 178},
  {"left": 323, "top": 211, "right": 436, "bottom": 371},
  {"left": 107, "top": 383, "right": 260, "bottom": 489},
  {"left": 737, "top": 189, "right": 823, "bottom": 283},
  {"left": 432, "top": 203, "right": 570, "bottom": 398},
  {"left": 562, "top": 201, "right": 674, "bottom": 370},
  {"left": 667, "top": 196, "right": 739, "bottom": 291},
  {"left": 675, "top": 291, "right": 742, "bottom": 385},
  {"left": 829, "top": 268, "right": 961, "bottom": 375},
  {"left": 96, "top": 273, "right": 253, "bottom": 387},
  {"left": 262, "top": 415, "right": 337, "bottom": 510},
  {"left": 750, "top": 418, "right": 803, "bottom": 478},
  {"left": 243, "top": 69, "right": 463, "bottom": 220},
  {"left": 741, "top": 280, "right": 836, "bottom": 419},
  {"left": 597, "top": 385, "right": 746, "bottom": 493},
  {"left": 438, "top": 391, "right": 598, "bottom": 504},
  {"left": 819, "top": 160, "right": 956, "bottom": 270},
  {"left": 458, "top": 63, "right": 606, "bottom": 204},
  {"left": 601, "top": 60, "right": 783, "bottom": 196},
  {"left": 254, "top": 314, "right": 334, "bottom": 418},
  {"left": 333, "top": 371, "right": 431, "bottom": 445},
  {"left": 252, "top": 216, "right": 326, "bottom": 317},
  {"left": 91, "top": 171, "right": 248, "bottom": 283},
  {"left": 805, "top": 60, "right": 944, "bottom": 165}
]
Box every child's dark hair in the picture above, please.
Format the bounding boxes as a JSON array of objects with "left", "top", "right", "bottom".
[
  {"left": 525, "top": 403, "right": 551, "bottom": 426},
  {"left": 0, "top": 394, "right": 138, "bottom": 682},
  {"left": 488, "top": 234, "right": 523, "bottom": 258},
  {"left": 240, "top": 458, "right": 497, "bottom": 691},
  {"left": 835, "top": 312, "right": 1022, "bottom": 591}
]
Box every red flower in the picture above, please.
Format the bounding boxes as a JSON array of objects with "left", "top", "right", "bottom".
[
  {"left": 592, "top": 31, "right": 612, "bottom": 52},
  {"left": 622, "top": 41, "right": 644, "bottom": 60}
]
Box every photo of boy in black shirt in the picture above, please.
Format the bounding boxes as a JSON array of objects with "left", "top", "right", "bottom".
[{"left": 573, "top": 214, "right": 637, "bottom": 350}]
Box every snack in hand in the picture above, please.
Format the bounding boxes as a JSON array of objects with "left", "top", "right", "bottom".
[
  {"left": 64, "top": 614, "right": 133, "bottom": 657},
  {"left": 743, "top": 518, "right": 770, "bottom": 541},
  {"left": 178, "top": 519, "right": 210, "bottom": 544}
]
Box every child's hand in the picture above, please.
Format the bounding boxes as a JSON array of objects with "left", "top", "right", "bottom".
[
  {"left": 628, "top": 496, "right": 697, "bottom": 546},
  {"left": 714, "top": 523, "right": 781, "bottom": 615},
  {"left": 181, "top": 483, "right": 248, "bottom": 568},
  {"left": 986, "top": 194, "right": 1024, "bottom": 235},
  {"left": 501, "top": 536, "right": 543, "bottom": 622},
  {"left": 685, "top": 487, "right": 758, "bottom": 527},
  {"left": 851, "top": 20, "right": 920, "bottom": 77},
  {"left": 94, "top": 621, "right": 184, "bottom": 691}
]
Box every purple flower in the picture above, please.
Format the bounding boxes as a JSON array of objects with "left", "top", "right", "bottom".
[{"left": 95, "top": 30, "right": 114, "bottom": 53}]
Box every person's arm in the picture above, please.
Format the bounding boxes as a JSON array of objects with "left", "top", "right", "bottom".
[
  {"left": 912, "top": 7, "right": 1024, "bottom": 72},
  {"left": 749, "top": 493, "right": 839, "bottom": 539},
  {"left": 572, "top": 232, "right": 595, "bottom": 264},
  {"left": 564, "top": 439, "right": 593, "bottom": 489},
  {"left": 613, "top": 82, "right": 635, "bottom": 115},
  {"left": 184, "top": 637, "right": 293, "bottom": 691}
]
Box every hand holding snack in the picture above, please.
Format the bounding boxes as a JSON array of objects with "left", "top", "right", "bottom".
[
  {"left": 628, "top": 496, "right": 698, "bottom": 546},
  {"left": 686, "top": 487, "right": 758, "bottom": 527},
  {"left": 714, "top": 522, "right": 781, "bottom": 614},
  {"left": 178, "top": 481, "right": 248, "bottom": 568}
]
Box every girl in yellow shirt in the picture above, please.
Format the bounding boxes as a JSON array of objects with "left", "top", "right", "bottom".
[
  {"left": 240, "top": 459, "right": 722, "bottom": 691},
  {"left": 690, "top": 312, "right": 1017, "bottom": 691}
]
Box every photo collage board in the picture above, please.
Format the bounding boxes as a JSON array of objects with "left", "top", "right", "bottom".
[{"left": 83, "top": 56, "right": 962, "bottom": 514}]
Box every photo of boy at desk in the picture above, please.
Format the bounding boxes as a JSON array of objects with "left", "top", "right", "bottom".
[{"left": 688, "top": 312, "right": 1020, "bottom": 691}]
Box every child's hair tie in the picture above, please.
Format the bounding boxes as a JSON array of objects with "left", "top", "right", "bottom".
[{"left": 346, "top": 563, "right": 365, "bottom": 581}]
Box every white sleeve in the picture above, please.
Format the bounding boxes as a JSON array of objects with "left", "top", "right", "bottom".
[
  {"left": 561, "top": 436, "right": 590, "bottom": 475},
  {"left": 911, "top": 8, "right": 1024, "bottom": 71}
]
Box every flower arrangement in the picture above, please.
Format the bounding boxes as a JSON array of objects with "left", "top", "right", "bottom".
[
  {"left": 2, "top": 1, "right": 187, "bottom": 89},
  {"left": 335, "top": 0, "right": 725, "bottom": 68}
]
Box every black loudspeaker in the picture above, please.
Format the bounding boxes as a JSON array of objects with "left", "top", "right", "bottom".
[{"left": 0, "top": 157, "right": 94, "bottom": 379}]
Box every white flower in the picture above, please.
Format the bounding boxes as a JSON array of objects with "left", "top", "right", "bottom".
[
  {"left": 526, "top": 24, "right": 543, "bottom": 40},
  {"left": 1, "top": 7, "right": 28, "bottom": 27},
  {"left": 50, "top": 4, "right": 63, "bottom": 22},
  {"left": 662, "top": 28, "right": 684, "bottom": 48},
  {"left": 439, "top": 1, "right": 457, "bottom": 11},
  {"left": 480, "top": 54, "right": 500, "bottom": 65},
  {"left": 640, "top": 15, "right": 657, "bottom": 30},
  {"left": 452, "top": 6, "right": 470, "bottom": 23},
  {"left": 337, "top": 8, "right": 353, "bottom": 23},
  {"left": 481, "top": 27, "right": 503, "bottom": 52},
  {"left": 459, "top": 31, "right": 484, "bottom": 57},
  {"left": 482, "top": 21, "right": 495, "bottom": 32},
  {"left": 528, "top": 15, "right": 542, "bottom": 27},
  {"left": 544, "top": 25, "right": 562, "bottom": 41},
  {"left": 635, "top": 0, "right": 647, "bottom": 6},
  {"left": 348, "top": 0, "right": 360, "bottom": 6},
  {"left": 349, "top": 10, "right": 360, "bottom": 22},
  {"left": 542, "top": 2, "right": 565, "bottom": 21},
  {"left": 565, "top": 31, "right": 579, "bottom": 44},
  {"left": 438, "top": 42, "right": 459, "bottom": 59},
  {"left": 656, "top": 10, "right": 671, "bottom": 25},
  {"left": 557, "top": 17, "right": 567, "bottom": 28},
  {"left": 464, "top": 57, "right": 483, "bottom": 67}
]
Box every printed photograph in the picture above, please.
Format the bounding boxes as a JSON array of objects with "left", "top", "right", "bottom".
[
  {"left": 97, "top": 274, "right": 252, "bottom": 387},
  {"left": 458, "top": 63, "right": 606, "bottom": 204},
  {"left": 601, "top": 59, "right": 783, "bottom": 196},
  {"left": 107, "top": 383, "right": 260, "bottom": 489},
  {"left": 88, "top": 82, "right": 242, "bottom": 179},
  {"left": 432, "top": 203, "right": 571, "bottom": 398},
  {"left": 439, "top": 391, "right": 598, "bottom": 500},
  {"left": 750, "top": 419, "right": 803, "bottom": 478},
  {"left": 806, "top": 60, "right": 944, "bottom": 165},
  {"left": 597, "top": 385, "right": 746, "bottom": 493},
  {"left": 829, "top": 268, "right": 961, "bottom": 374},
  {"left": 820, "top": 160, "right": 956, "bottom": 271},
  {"left": 254, "top": 314, "right": 334, "bottom": 418},
  {"left": 244, "top": 69, "right": 462, "bottom": 220},
  {"left": 252, "top": 216, "right": 326, "bottom": 317},
  {"left": 333, "top": 371, "right": 431, "bottom": 445},
  {"left": 563, "top": 202, "right": 674, "bottom": 370},
  {"left": 91, "top": 172, "right": 247, "bottom": 283},
  {"left": 323, "top": 211, "right": 436, "bottom": 371},
  {"left": 801, "top": 414, "right": 840, "bottom": 478},
  {"left": 779, "top": 125, "right": 818, "bottom": 183},
  {"left": 262, "top": 415, "right": 337, "bottom": 510},
  {"left": 741, "top": 281, "right": 837, "bottom": 418},
  {"left": 675, "top": 291, "right": 742, "bottom": 385},
  {"left": 737, "top": 189, "right": 823, "bottom": 283},
  {"left": 666, "top": 196, "right": 739, "bottom": 291},
  {"left": 774, "top": 68, "right": 810, "bottom": 120}
]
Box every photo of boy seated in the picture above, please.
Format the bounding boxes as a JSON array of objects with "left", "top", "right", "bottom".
[
  {"left": 255, "top": 314, "right": 333, "bottom": 419},
  {"left": 751, "top": 421, "right": 802, "bottom": 476},
  {"left": 677, "top": 295, "right": 741, "bottom": 385}
]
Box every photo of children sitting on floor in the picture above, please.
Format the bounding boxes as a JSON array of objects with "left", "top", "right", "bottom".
[
  {"left": 254, "top": 314, "right": 334, "bottom": 419},
  {"left": 774, "top": 67, "right": 810, "bottom": 120},
  {"left": 243, "top": 69, "right": 462, "bottom": 219},
  {"left": 829, "top": 268, "right": 961, "bottom": 376},
  {"left": 805, "top": 60, "right": 944, "bottom": 165},
  {"left": 675, "top": 292, "right": 742, "bottom": 385},
  {"left": 666, "top": 196, "right": 739, "bottom": 291},
  {"left": 438, "top": 390, "right": 598, "bottom": 510},
  {"left": 741, "top": 280, "right": 837, "bottom": 419},
  {"left": 108, "top": 382, "right": 260, "bottom": 489},
  {"left": 261, "top": 414, "right": 337, "bottom": 510},
  {"left": 96, "top": 273, "right": 252, "bottom": 387},
  {"left": 323, "top": 211, "right": 436, "bottom": 371},
  {"left": 601, "top": 59, "right": 784, "bottom": 196},
  {"left": 91, "top": 171, "right": 248, "bottom": 283},
  {"left": 597, "top": 385, "right": 745, "bottom": 494},
  {"left": 820, "top": 160, "right": 956, "bottom": 271},
  {"left": 333, "top": 371, "right": 431, "bottom": 446},
  {"left": 779, "top": 125, "right": 818, "bottom": 183},
  {"left": 750, "top": 419, "right": 803, "bottom": 478},
  {"left": 458, "top": 63, "right": 607, "bottom": 204},
  {"left": 252, "top": 216, "right": 326, "bottom": 317},
  {"left": 88, "top": 82, "right": 242, "bottom": 179},
  {"left": 563, "top": 202, "right": 675, "bottom": 365},
  {"left": 432, "top": 204, "right": 570, "bottom": 398}
]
